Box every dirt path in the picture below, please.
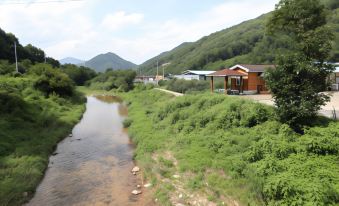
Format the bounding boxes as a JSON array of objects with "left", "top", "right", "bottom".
[{"left": 154, "top": 88, "right": 184, "bottom": 97}]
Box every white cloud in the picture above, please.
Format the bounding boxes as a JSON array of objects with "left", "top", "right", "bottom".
[
  {"left": 0, "top": 0, "right": 277, "bottom": 64},
  {"left": 100, "top": 11, "right": 144, "bottom": 31}
]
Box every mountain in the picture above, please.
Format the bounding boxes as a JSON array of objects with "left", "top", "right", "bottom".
[
  {"left": 59, "top": 57, "right": 85, "bottom": 65},
  {"left": 84, "top": 52, "right": 137, "bottom": 73},
  {"left": 139, "top": 0, "right": 339, "bottom": 75}
]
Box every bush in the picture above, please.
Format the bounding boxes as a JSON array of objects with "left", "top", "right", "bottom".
[
  {"left": 32, "top": 65, "right": 75, "bottom": 96},
  {"left": 166, "top": 79, "right": 209, "bottom": 93},
  {"left": 88, "top": 69, "right": 136, "bottom": 92},
  {"left": 123, "top": 118, "right": 133, "bottom": 128}
]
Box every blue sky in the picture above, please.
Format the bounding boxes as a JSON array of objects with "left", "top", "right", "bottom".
[{"left": 0, "top": 0, "right": 278, "bottom": 64}]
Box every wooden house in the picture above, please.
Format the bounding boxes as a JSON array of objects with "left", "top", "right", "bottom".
[
  {"left": 229, "top": 64, "right": 275, "bottom": 94},
  {"left": 208, "top": 64, "right": 275, "bottom": 94}
]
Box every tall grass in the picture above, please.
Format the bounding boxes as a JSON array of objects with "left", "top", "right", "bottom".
[
  {"left": 0, "top": 76, "right": 85, "bottom": 206},
  {"left": 121, "top": 89, "right": 339, "bottom": 205}
]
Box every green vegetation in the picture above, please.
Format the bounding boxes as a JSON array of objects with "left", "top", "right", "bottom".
[
  {"left": 0, "top": 28, "right": 59, "bottom": 67},
  {"left": 61, "top": 64, "right": 97, "bottom": 86},
  {"left": 87, "top": 69, "right": 136, "bottom": 92},
  {"left": 120, "top": 89, "right": 339, "bottom": 206},
  {"left": 165, "top": 79, "right": 209, "bottom": 94},
  {"left": 0, "top": 75, "right": 85, "bottom": 206},
  {"left": 138, "top": 0, "right": 339, "bottom": 75},
  {"left": 0, "top": 30, "right": 86, "bottom": 205},
  {"left": 85, "top": 52, "right": 137, "bottom": 73},
  {"left": 266, "top": 0, "right": 335, "bottom": 131}
]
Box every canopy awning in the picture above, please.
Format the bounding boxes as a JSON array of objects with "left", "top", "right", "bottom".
[{"left": 207, "top": 69, "right": 247, "bottom": 77}]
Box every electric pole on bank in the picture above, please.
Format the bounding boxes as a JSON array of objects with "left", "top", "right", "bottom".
[{"left": 14, "top": 42, "right": 18, "bottom": 73}]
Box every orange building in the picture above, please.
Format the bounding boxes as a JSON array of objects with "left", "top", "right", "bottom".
[{"left": 208, "top": 64, "right": 275, "bottom": 94}]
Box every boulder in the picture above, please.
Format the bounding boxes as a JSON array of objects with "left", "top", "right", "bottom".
[
  {"left": 131, "top": 190, "right": 142, "bottom": 195},
  {"left": 144, "top": 183, "right": 152, "bottom": 188},
  {"left": 131, "top": 166, "right": 140, "bottom": 173}
]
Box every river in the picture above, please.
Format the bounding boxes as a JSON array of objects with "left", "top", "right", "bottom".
[{"left": 27, "top": 96, "right": 153, "bottom": 206}]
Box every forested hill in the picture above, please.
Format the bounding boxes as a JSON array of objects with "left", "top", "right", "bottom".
[
  {"left": 0, "top": 28, "right": 60, "bottom": 67},
  {"left": 139, "top": 0, "right": 339, "bottom": 75},
  {"left": 84, "top": 52, "right": 137, "bottom": 73}
]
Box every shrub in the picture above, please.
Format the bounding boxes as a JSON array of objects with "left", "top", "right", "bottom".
[
  {"left": 166, "top": 79, "right": 209, "bottom": 93},
  {"left": 33, "top": 66, "right": 75, "bottom": 96},
  {"left": 88, "top": 69, "right": 136, "bottom": 92},
  {"left": 123, "top": 118, "right": 133, "bottom": 128}
]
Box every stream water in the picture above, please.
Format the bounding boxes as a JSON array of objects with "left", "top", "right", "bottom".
[{"left": 27, "top": 96, "right": 153, "bottom": 206}]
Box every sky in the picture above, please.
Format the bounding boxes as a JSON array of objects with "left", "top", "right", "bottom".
[{"left": 0, "top": 0, "right": 278, "bottom": 64}]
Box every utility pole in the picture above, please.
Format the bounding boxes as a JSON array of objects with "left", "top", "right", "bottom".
[
  {"left": 156, "top": 60, "right": 159, "bottom": 85},
  {"left": 14, "top": 42, "right": 18, "bottom": 73},
  {"left": 162, "top": 65, "right": 164, "bottom": 79}
]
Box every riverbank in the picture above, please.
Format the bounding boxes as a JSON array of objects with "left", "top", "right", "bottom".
[
  {"left": 120, "top": 88, "right": 339, "bottom": 206},
  {"left": 0, "top": 77, "right": 85, "bottom": 206},
  {"left": 75, "top": 86, "right": 339, "bottom": 205}
]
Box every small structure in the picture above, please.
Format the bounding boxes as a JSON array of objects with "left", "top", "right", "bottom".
[
  {"left": 207, "top": 69, "right": 247, "bottom": 94},
  {"left": 330, "top": 63, "right": 339, "bottom": 90},
  {"left": 173, "top": 70, "right": 215, "bottom": 81},
  {"left": 208, "top": 64, "right": 275, "bottom": 94},
  {"left": 135, "top": 75, "right": 156, "bottom": 84},
  {"left": 229, "top": 64, "right": 275, "bottom": 94}
]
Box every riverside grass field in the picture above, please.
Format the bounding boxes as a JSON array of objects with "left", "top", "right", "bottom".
[
  {"left": 115, "top": 86, "right": 339, "bottom": 206},
  {"left": 0, "top": 76, "right": 85, "bottom": 206}
]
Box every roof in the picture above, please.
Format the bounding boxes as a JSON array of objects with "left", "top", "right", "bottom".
[
  {"left": 207, "top": 69, "right": 247, "bottom": 77},
  {"left": 181, "top": 70, "right": 215, "bottom": 75},
  {"left": 230, "top": 64, "right": 275, "bottom": 72}
]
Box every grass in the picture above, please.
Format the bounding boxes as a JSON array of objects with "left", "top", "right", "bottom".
[
  {"left": 0, "top": 77, "right": 85, "bottom": 206},
  {"left": 118, "top": 88, "right": 339, "bottom": 206},
  {"left": 76, "top": 85, "right": 339, "bottom": 205}
]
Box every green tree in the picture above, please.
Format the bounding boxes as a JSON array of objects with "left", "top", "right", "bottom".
[
  {"left": 31, "top": 64, "right": 75, "bottom": 96},
  {"left": 265, "top": 0, "right": 334, "bottom": 130},
  {"left": 62, "top": 64, "right": 97, "bottom": 86}
]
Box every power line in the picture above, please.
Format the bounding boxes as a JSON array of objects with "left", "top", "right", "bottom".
[{"left": 0, "top": 0, "right": 84, "bottom": 5}]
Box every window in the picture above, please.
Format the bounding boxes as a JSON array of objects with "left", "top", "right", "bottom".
[{"left": 236, "top": 77, "right": 241, "bottom": 86}]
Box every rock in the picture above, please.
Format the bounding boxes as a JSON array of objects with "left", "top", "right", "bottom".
[
  {"left": 173, "top": 174, "right": 180, "bottom": 179},
  {"left": 23, "top": 192, "right": 28, "bottom": 197},
  {"left": 69, "top": 134, "right": 73, "bottom": 137},
  {"left": 131, "top": 190, "right": 142, "bottom": 195},
  {"left": 144, "top": 183, "right": 152, "bottom": 188},
  {"left": 179, "top": 193, "right": 183, "bottom": 199},
  {"left": 137, "top": 185, "right": 141, "bottom": 188},
  {"left": 133, "top": 172, "right": 136, "bottom": 175},
  {"left": 131, "top": 166, "right": 140, "bottom": 173},
  {"left": 175, "top": 203, "right": 185, "bottom": 206}
]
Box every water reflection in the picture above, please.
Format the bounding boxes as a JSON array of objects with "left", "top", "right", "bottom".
[{"left": 27, "top": 96, "right": 152, "bottom": 206}]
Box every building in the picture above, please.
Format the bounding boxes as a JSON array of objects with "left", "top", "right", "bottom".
[
  {"left": 208, "top": 64, "right": 275, "bottom": 94},
  {"left": 134, "top": 75, "right": 156, "bottom": 84},
  {"left": 330, "top": 63, "right": 339, "bottom": 90},
  {"left": 173, "top": 70, "right": 215, "bottom": 81}
]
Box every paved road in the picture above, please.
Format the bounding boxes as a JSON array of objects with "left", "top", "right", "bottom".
[{"left": 241, "top": 92, "right": 339, "bottom": 119}]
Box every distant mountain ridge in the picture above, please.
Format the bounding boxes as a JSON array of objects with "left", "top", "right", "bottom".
[
  {"left": 59, "top": 57, "right": 85, "bottom": 65},
  {"left": 60, "top": 52, "right": 137, "bottom": 73},
  {"left": 84, "top": 52, "right": 137, "bottom": 73}
]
